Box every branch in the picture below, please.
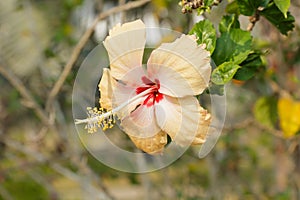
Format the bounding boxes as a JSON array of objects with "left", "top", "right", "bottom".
[
  {"left": 269, "top": 80, "right": 293, "bottom": 98},
  {"left": 73, "top": 156, "right": 116, "bottom": 200},
  {"left": 119, "top": 0, "right": 126, "bottom": 23},
  {"left": 223, "top": 117, "right": 285, "bottom": 139},
  {"left": 247, "top": 12, "right": 260, "bottom": 31},
  {"left": 247, "top": 8, "right": 263, "bottom": 32},
  {"left": 0, "top": 65, "right": 49, "bottom": 126},
  {"left": 46, "top": 0, "right": 151, "bottom": 111}
]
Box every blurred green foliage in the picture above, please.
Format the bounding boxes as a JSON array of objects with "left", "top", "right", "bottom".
[{"left": 1, "top": 170, "right": 49, "bottom": 200}]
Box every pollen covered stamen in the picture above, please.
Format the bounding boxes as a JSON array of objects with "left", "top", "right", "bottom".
[
  {"left": 75, "top": 87, "right": 154, "bottom": 133},
  {"left": 78, "top": 107, "right": 116, "bottom": 133}
]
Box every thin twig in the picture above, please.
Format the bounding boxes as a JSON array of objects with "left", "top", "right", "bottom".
[
  {"left": 223, "top": 117, "right": 285, "bottom": 139},
  {"left": 246, "top": 6, "right": 266, "bottom": 32},
  {"left": 51, "top": 163, "right": 110, "bottom": 200},
  {"left": 269, "top": 79, "right": 292, "bottom": 98},
  {"left": 136, "top": 150, "right": 152, "bottom": 200},
  {"left": 223, "top": 117, "right": 254, "bottom": 130},
  {"left": 253, "top": 120, "right": 285, "bottom": 139},
  {"left": 75, "top": 156, "right": 116, "bottom": 200},
  {"left": 46, "top": 0, "right": 151, "bottom": 111},
  {"left": 247, "top": 10, "right": 260, "bottom": 31},
  {"left": 0, "top": 65, "right": 49, "bottom": 126},
  {"left": 119, "top": 0, "right": 126, "bottom": 23}
]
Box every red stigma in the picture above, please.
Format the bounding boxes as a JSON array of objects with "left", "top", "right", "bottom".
[{"left": 136, "top": 76, "right": 164, "bottom": 107}]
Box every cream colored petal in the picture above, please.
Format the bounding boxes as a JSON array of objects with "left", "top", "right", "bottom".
[
  {"left": 120, "top": 97, "right": 167, "bottom": 154},
  {"left": 103, "top": 20, "right": 146, "bottom": 81},
  {"left": 147, "top": 34, "right": 211, "bottom": 97},
  {"left": 98, "top": 68, "right": 117, "bottom": 110},
  {"left": 155, "top": 95, "right": 211, "bottom": 146},
  {"left": 192, "top": 107, "right": 212, "bottom": 145},
  {"left": 128, "top": 131, "right": 167, "bottom": 154},
  {"left": 121, "top": 104, "right": 162, "bottom": 139}
]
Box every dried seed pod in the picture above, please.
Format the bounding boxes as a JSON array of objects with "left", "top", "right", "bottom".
[{"left": 180, "top": 0, "right": 204, "bottom": 14}]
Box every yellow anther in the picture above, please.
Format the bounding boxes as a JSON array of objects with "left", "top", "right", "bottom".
[{"left": 80, "top": 107, "right": 117, "bottom": 133}]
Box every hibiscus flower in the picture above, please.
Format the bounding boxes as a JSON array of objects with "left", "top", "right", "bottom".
[{"left": 75, "top": 20, "right": 212, "bottom": 154}]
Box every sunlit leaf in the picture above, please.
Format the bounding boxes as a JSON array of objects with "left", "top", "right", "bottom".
[
  {"left": 278, "top": 98, "right": 300, "bottom": 138},
  {"left": 274, "top": 0, "right": 290, "bottom": 18},
  {"left": 260, "top": 2, "right": 295, "bottom": 35},
  {"left": 211, "top": 62, "right": 240, "bottom": 85},
  {"left": 212, "top": 29, "right": 252, "bottom": 66},
  {"left": 189, "top": 19, "right": 217, "bottom": 54},
  {"left": 254, "top": 96, "right": 278, "bottom": 129}
]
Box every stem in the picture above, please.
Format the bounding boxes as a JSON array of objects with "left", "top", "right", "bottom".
[{"left": 247, "top": 10, "right": 260, "bottom": 31}]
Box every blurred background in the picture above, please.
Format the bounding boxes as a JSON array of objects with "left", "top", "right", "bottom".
[{"left": 0, "top": 0, "right": 300, "bottom": 199}]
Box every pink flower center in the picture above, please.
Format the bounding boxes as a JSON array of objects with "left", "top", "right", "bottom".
[{"left": 135, "top": 76, "right": 164, "bottom": 107}]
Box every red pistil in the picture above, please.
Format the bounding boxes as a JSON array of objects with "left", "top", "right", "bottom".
[{"left": 136, "top": 76, "right": 164, "bottom": 107}]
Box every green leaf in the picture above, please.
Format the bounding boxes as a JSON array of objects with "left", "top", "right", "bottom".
[
  {"left": 204, "top": 0, "right": 215, "bottom": 6},
  {"left": 212, "top": 29, "right": 252, "bottom": 66},
  {"left": 260, "top": 2, "right": 295, "bottom": 35},
  {"left": 254, "top": 96, "right": 278, "bottom": 128},
  {"left": 274, "top": 0, "right": 290, "bottom": 18},
  {"left": 234, "top": 52, "right": 264, "bottom": 81},
  {"left": 226, "top": 1, "right": 240, "bottom": 15},
  {"left": 206, "top": 83, "right": 225, "bottom": 95},
  {"left": 236, "top": 0, "right": 270, "bottom": 16},
  {"left": 236, "top": 0, "right": 256, "bottom": 16},
  {"left": 211, "top": 62, "right": 241, "bottom": 85},
  {"left": 219, "top": 15, "right": 240, "bottom": 33},
  {"left": 189, "top": 20, "right": 217, "bottom": 54}
]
